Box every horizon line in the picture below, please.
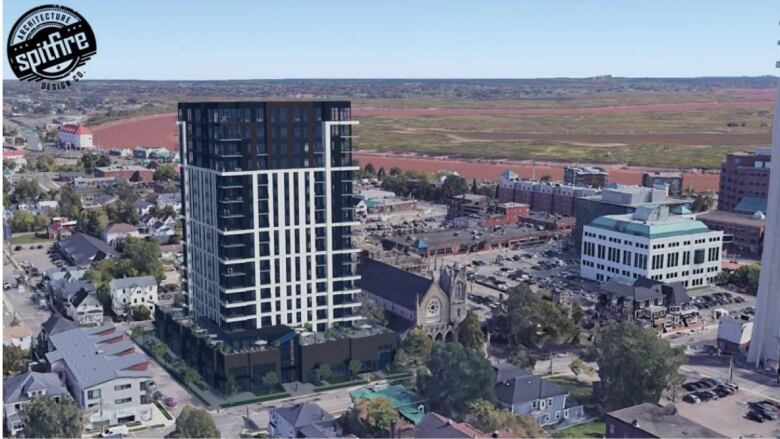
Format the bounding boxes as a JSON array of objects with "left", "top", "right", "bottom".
[{"left": 3, "top": 75, "right": 778, "bottom": 82}]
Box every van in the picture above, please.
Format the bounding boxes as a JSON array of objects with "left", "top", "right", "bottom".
[{"left": 101, "top": 425, "right": 129, "bottom": 437}]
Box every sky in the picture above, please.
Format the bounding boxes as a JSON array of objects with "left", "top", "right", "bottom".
[{"left": 3, "top": 0, "right": 779, "bottom": 80}]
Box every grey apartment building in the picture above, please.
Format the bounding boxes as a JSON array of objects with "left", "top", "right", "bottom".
[{"left": 177, "top": 101, "right": 360, "bottom": 334}]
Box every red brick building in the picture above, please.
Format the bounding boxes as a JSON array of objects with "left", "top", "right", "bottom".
[
  {"left": 717, "top": 148, "right": 771, "bottom": 212},
  {"left": 498, "top": 173, "right": 599, "bottom": 216}
]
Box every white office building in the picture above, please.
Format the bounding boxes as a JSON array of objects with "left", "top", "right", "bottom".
[{"left": 581, "top": 206, "right": 723, "bottom": 288}]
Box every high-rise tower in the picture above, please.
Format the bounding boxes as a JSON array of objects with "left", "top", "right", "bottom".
[
  {"left": 177, "top": 101, "right": 361, "bottom": 334},
  {"left": 748, "top": 81, "right": 780, "bottom": 366}
]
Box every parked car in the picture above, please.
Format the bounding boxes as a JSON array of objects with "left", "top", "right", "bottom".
[
  {"left": 153, "top": 391, "right": 164, "bottom": 400},
  {"left": 682, "top": 394, "right": 701, "bottom": 404},
  {"left": 747, "top": 410, "right": 766, "bottom": 423},
  {"left": 101, "top": 425, "right": 129, "bottom": 437},
  {"left": 3, "top": 282, "right": 11, "bottom": 290},
  {"left": 164, "top": 396, "right": 177, "bottom": 408}
]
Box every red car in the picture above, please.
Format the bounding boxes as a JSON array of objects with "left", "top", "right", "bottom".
[{"left": 164, "top": 397, "right": 177, "bottom": 408}]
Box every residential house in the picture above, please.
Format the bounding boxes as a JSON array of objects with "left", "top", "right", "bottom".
[
  {"left": 101, "top": 223, "right": 140, "bottom": 245},
  {"left": 43, "top": 320, "right": 155, "bottom": 429},
  {"left": 54, "top": 233, "right": 120, "bottom": 267},
  {"left": 268, "top": 402, "right": 342, "bottom": 438},
  {"left": 58, "top": 281, "right": 104, "bottom": 326},
  {"left": 3, "top": 323, "right": 32, "bottom": 350},
  {"left": 3, "top": 371, "right": 69, "bottom": 436},
  {"left": 47, "top": 217, "right": 77, "bottom": 239},
  {"left": 110, "top": 276, "right": 158, "bottom": 318},
  {"left": 605, "top": 403, "right": 725, "bottom": 438},
  {"left": 156, "top": 193, "right": 181, "bottom": 212},
  {"left": 159, "top": 243, "right": 182, "bottom": 260},
  {"left": 412, "top": 412, "right": 512, "bottom": 438},
  {"left": 82, "top": 194, "right": 119, "bottom": 209},
  {"left": 133, "top": 200, "right": 153, "bottom": 216},
  {"left": 493, "top": 363, "right": 584, "bottom": 427},
  {"left": 138, "top": 215, "right": 176, "bottom": 242},
  {"left": 599, "top": 277, "right": 696, "bottom": 327}
]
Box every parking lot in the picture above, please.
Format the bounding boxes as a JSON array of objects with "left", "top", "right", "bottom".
[{"left": 675, "top": 380, "right": 780, "bottom": 437}]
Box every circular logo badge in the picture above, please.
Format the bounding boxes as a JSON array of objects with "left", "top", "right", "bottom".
[{"left": 7, "top": 4, "right": 96, "bottom": 89}]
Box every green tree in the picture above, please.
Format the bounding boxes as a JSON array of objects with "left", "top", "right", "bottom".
[
  {"left": 79, "top": 153, "right": 111, "bottom": 173},
  {"left": 359, "top": 293, "right": 388, "bottom": 326},
  {"left": 393, "top": 348, "right": 409, "bottom": 369},
  {"left": 33, "top": 154, "right": 56, "bottom": 172},
  {"left": 458, "top": 311, "right": 486, "bottom": 351},
  {"left": 465, "top": 399, "right": 543, "bottom": 438},
  {"left": 691, "top": 192, "right": 715, "bottom": 213},
  {"left": 10, "top": 178, "right": 42, "bottom": 203},
  {"left": 491, "top": 284, "right": 576, "bottom": 349},
  {"left": 389, "top": 166, "right": 402, "bottom": 177},
  {"left": 317, "top": 364, "right": 333, "bottom": 384},
  {"left": 570, "top": 302, "right": 584, "bottom": 325},
  {"left": 10, "top": 210, "right": 36, "bottom": 232},
  {"left": 377, "top": 166, "right": 386, "bottom": 180},
  {"left": 438, "top": 175, "right": 468, "bottom": 201},
  {"left": 21, "top": 395, "right": 83, "bottom": 438},
  {"left": 111, "top": 178, "right": 138, "bottom": 203},
  {"left": 150, "top": 340, "right": 166, "bottom": 360},
  {"left": 225, "top": 375, "right": 239, "bottom": 396},
  {"left": 122, "top": 237, "right": 165, "bottom": 282},
  {"left": 418, "top": 342, "right": 496, "bottom": 419},
  {"left": 3, "top": 345, "right": 28, "bottom": 376},
  {"left": 346, "top": 397, "right": 400, "bottom": 438},
  {"left": 174, "top": 405, "right": 220, "bottom": 438},
  {"left": 106, "top": 201, "right": 140, "bottom": 225},
  {"left": 154, "top": 164, "right": 178, "bottom": 181},
  {"left": 58, "top": 185, "right": 83, "bottom": 218},
  {"left": 540, "top": 174, "right": 552, "bottom": 183},
  {"left": 77, "top": 208, "right": 109, "bottom": 238},
  {"left": 402, "top": 328, "right": 433, "bottom": 366},
  {"left": 471, "top": 178, "right": 479, "bottom": 194},
  {"left": 508, "top": 347, "right": 538, "bottom": 369},
  {"left": 262, "top": 371, "right": 279, "bottom": 392},
  {"left": 731, "top": 264, "right": 761, "bottom": 294},
  {"left": 132, "top": 304, "right": 151, "bottom": 321},
  {"left": 348, "top": 358, "right": 363, "bottom": 379},
  {"left": 588, "top": 321, "right": 687, "bottom": 411},
  {"left": 364, "top": 163, "right": 376, "bottom": 177}
]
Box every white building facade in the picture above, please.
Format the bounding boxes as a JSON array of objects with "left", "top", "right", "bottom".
[
  {"left": 57, "top": 124, "right": 94, "bottom": 149},
  {"left": 44, "top": 322, "right": 154, "bottom": 429},
  {"left": 109, "top": 276, "right": 158, "bottom": 317},
  {"left": 581, "top": 207, "right": 723, "bottom": 288},
  {"left": 749, "top": 81, "right": 780, "bottom": 366}
]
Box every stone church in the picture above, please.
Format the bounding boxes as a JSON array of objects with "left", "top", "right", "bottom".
[{"left": 357, "top": 258, "right": 468, "bottom": 341}]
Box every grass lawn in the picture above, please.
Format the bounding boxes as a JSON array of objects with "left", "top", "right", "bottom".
[
  {"left": 552, "top": 421, "right": 605, "bottom": 438},
  {"left": 9, "top": 233, "right": 51, "bottom": 245},
  {"left": 548, "top": 376, "right": 598, "bottom": 412}
]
